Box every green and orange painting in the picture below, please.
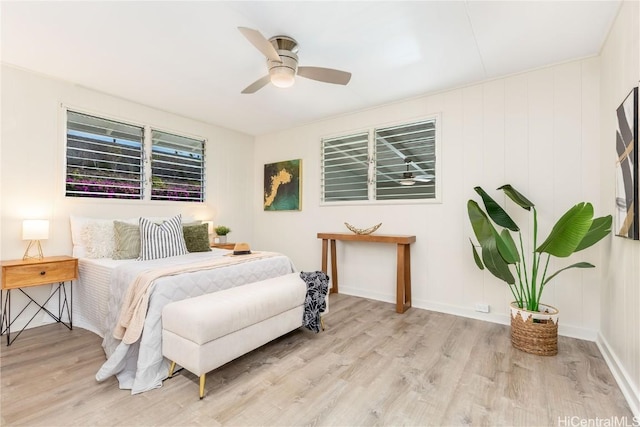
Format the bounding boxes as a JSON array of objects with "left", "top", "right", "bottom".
[{"left": 263, "top": 159, "right": 301, "bottom": 211}]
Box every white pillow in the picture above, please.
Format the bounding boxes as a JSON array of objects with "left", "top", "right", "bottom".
[
  {"left": 80, "top": 221, "right": 116, "bottom": 259},
  {"left": 70, "top": 216, "right": 117, "bottom": 258},
  {"left": 139, "top": 214, "right": 188, "bottom": 261}
]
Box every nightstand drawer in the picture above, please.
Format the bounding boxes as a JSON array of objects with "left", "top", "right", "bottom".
[
  {"left": 211, "top": 243, "right": 236, "bottom": 250},
  {"left": 2, "top": 258, "right": 78, "bottom": 289}
]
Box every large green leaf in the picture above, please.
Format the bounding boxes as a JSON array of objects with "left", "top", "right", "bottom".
[
  {"left": 474, "top": 187, "right": 519, "bottom": 231},
  {"left": 468, "top": 200, "right": 493, "bottom": 245},
  {"left": 470, "top": 239, "right": 484, "bottom": 270},
  {"left": 498, "top": 229, "right": 520, "bottom": 263},
  {"left": 481, "top": 236, "right": 515, "bottom": 284},
  {"left": 574, "top": 215, "right": 612, "bottom": 252},
  {"left": 498, "top": 184, "right": 534, "bottom": 210},
  {"left": 536, "top": 203, "right": 594, "bottom": 257},
  {"left": 542, "top": 262, "right": 595, "bottom": 286}
]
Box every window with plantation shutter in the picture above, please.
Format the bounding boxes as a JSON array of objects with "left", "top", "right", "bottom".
[
  {"left": 65, "top": 109, "right": 207, "bottom": 202},
  {"left": 375, "top": 119, "right": 436, "bottom": 200},
  {"left": 150, "top": 130, "right": 205, "bottom": 202},
  {"left": 66, "top": 111, "right": 143, "bottom": 199},
  {"left": 321, "top": 132, "right": 370, "bottom": 202},
  {"left": 321, "top": 117, "right": 439, "bottom": 204}
]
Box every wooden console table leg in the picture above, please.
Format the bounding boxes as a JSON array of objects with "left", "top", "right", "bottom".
[
  {"left": 321, "top": 238, "right": 328, "bottom": 273},
  {"left": 321, "top": 238, "right": 338, "bottom": 293},
  {"left": 396, "top": 243, "right": 412, "bottom": 313},
  {"left": 404, "top": 243, "right": 411, "bottom": 311},
  {"left": 330, "top": 239, "right": 338, "bottom": 293}
]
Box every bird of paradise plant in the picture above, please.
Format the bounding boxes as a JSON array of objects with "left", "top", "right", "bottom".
[{"left": 468, "top": 185, "right": 612, "bottom": 312}]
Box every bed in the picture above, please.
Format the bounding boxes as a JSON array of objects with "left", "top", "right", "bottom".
[{"left": 69, "top": 216, "right": 296, "bottom": 394}]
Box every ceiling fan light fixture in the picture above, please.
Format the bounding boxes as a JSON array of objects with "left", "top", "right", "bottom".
[
  {"left": 270, "top": 67, "right": 295, "bottom": 88},
  {"left": 399, "top": 158, "right": 416, "bottom": 185},
  {"left": 400, "top": 172, "right": 416, "bottom": 186}
]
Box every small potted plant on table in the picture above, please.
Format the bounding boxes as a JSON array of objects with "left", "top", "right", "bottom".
[{"left": 214, "top": 225, "right": 231, "bottom": 244}]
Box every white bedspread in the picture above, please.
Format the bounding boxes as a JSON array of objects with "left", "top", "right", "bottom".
[{"left": 93, "top": 250, "right": 295, "bottom": 394}]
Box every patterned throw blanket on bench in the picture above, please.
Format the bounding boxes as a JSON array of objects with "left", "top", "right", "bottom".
[{"left": 299, "top": 271, "right": 330, "bottom": 333}]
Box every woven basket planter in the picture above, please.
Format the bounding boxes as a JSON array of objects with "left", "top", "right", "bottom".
[{"left": 510, "top": 302, "right": 559, "bottom": 356}]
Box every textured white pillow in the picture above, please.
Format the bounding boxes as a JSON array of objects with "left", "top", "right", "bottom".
[
  {"left": 70, "top": 216, "right": 137, "bottom": 258},
  {"left": 81, "top": 221, "right": 116, "bottom": 258},
  {"left": 139, "top": 214, "right": 188, "bottom": 261}
]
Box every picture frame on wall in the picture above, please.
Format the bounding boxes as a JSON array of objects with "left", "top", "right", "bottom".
[
  {"left": 615, "top": 87, "right": 639, "bottom": 240},
  {"left": 263, "top": 159, "right": 302, "bottom": 211}
]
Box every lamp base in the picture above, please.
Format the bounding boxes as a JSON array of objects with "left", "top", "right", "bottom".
[{"left": 23, "top": 240, "right": 44, "bottom": 261}]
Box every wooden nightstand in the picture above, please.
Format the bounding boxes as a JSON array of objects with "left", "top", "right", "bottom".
[
  {"left": 1, "top": 256, "right": 78, "bottom": 345},
  {"left": 211, "top": 243, "right": 236, "bottom": 250}
]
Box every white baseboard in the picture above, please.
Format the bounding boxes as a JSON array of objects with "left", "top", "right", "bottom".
[
  {"left": 339, "top": 287, "right": 596, "bottom": 340},
  {"left": 596, "top": 333, "right": 640, "bottom": 418}
]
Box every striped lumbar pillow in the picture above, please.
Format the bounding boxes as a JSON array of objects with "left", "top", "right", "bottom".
[{"left": 139, "top": 214, "right": 188, "bottom": 261}]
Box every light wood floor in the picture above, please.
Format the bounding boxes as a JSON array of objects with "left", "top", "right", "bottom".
[{"left": 0, "top": 294, "right": 633, "bottom": 426}]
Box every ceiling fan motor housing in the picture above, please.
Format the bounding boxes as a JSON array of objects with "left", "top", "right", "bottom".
[{"left": 267, "top": 36, "right": 299, "bottom": 82}]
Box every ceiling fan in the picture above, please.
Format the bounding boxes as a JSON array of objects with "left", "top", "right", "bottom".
[
  {"left": 399, "top": 158, "right": 434, "bottom": 186},
  {"left": 238, "top": 27, "right": 352, "bottom": 94}
]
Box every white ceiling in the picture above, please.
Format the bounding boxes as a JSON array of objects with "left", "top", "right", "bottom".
[{"left": 1, "top": 1, "right": 620, "bottom": 136}]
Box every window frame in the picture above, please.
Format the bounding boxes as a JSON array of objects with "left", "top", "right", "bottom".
[
  {"left": 62, "top": 106, "right": 207, "bottom": 204},
  {"left": 320, "top": 114, "right": 442, "bottom": 206}
]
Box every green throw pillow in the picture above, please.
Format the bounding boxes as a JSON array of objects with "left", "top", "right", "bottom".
[
  {"left": 113, "top": 221, "right": 140, "bottom": 259},
  {"left": 183, "top": 223, "right": 211, "bottom": 253}
]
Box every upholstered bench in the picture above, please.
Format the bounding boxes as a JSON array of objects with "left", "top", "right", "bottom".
[{"left": 161, "top": 272, "right": 307, "bottom": 399}]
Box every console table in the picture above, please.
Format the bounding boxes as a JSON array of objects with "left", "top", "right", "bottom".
[{"left": 317, "top": 233, "right": 416, "bottom": 313}]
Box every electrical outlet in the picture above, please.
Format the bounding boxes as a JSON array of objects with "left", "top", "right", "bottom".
[{"left": 475, "top": 303, "right": 490, "bottom": 313}]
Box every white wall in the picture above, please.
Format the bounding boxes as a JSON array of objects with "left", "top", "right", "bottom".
[
  {"left": 0, "top": 65, "right": 255, "bottom": 330},
  {"left": 254, "top": 57, "right": 605, "bottom": 340},
  {"left": 598, "top": 0, "right": 640, "bottom": 417}
]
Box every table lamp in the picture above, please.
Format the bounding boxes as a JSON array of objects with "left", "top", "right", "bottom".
[
  {"left": 22, "top": 219, "right": 49, "bottom": 260},
  {"left": 203, "top": 220, "right": 214, "bottom": 244}
]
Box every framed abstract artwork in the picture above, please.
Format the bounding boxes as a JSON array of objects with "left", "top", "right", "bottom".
[
  {"left": 263, "top": 159, "right": 302, "bottom": 211},
  {"left": 615, "top": 87, "right": 639, "bottom": 239}
]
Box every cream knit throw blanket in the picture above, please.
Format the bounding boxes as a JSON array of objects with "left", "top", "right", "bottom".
[{"left": 113, "top": 252, "right": 280, "bottom": 344}]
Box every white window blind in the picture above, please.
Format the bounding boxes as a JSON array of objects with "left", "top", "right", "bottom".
[
  {"left": 321, "top": 132, "right": 370, "bottom": 202},
  {"left": 321, "top": 118, "right": 438, "bottom": 203},
  {"left": 150, "top": 130, "right": 205, "bottom": 202},
  {"left": 66, "top": 111, "right": 143, "bottom": 199}
]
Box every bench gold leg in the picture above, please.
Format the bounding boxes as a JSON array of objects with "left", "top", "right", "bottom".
[
  {"left": 168, "top": 361, "right": 176, "bottom": 377},
  {"left": 320, "top": 316, "right": 325, "bottom": 331},
  {"left": 199, "top": 374, "right": 206, "bottom": 399}
]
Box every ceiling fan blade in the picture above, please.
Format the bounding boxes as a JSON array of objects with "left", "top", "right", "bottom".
[
  {"left": 241, "top": 75, "right": 271, "bottom": 94},
  {"left": 238, "top": 27, "right": 282, "bottom": 63},
  {"left": 297, "top": 66, "right": 352, "bottom": 85}
]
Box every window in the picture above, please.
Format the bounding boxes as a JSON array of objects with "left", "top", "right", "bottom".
[
  {"left": 66, "top": 111, "right": 143, "bottom": 199},
  {"left": 321, "top": 117, "right": 438, "bottom": 203},
  {"left": 321, "top": 132, "right": 369, "bottom": 202},
  {"left": 65, "top": 109, "right": 206, "bottom": 202},
  {"left": 151, "top": 130, "right": 205, "bottom": 202}
]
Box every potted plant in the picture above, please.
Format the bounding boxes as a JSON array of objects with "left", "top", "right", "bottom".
[
  {"left": 468, "top": 185, "right": 612, "bottom": 356},
  {"left": 214, "top": 225, "right": 231, "bottom": 244}
]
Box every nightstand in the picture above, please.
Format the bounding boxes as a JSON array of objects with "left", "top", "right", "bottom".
[
  {"left": 1, "top": 256, "right": 78, "bottom": 345},
  {"left": 211, "top": 243, "right": 236, "bottom": 250}
]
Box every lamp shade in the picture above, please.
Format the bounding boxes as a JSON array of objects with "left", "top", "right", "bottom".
[
  {"left": 22, "top": 219, "right": 49, "bottom": 240},
  {"left": 203, "top": 220, "right": 214, "bottom": 234}
]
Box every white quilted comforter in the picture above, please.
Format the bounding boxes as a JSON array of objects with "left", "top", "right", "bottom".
[{"left": 93, "top": 250, "right": 295, "bottom": 394}]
